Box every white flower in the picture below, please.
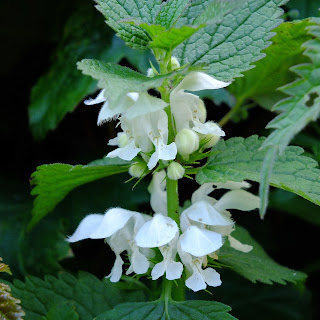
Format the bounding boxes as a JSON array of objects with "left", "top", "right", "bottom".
[
  {"left": 67, "top": 208, "right": 150, "bottom": 282},
  {"left": 170, "top": 72, "right": 229, "bottom": 135},
  {"left": 178, "top": 246, "right": 221, "bottom": 292},
  {"left": 148, "top": 171, "right": 167, "bottom": 215}
]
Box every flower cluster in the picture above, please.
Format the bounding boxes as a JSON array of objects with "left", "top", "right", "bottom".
[
  {"left": 85, "top": 58, "right": 229, "bottom": 172},
  {"left": 68, "top": 172, "right": 259, "bottom": 292}
]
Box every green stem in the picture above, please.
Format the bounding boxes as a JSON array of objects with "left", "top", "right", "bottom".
[
  {"left": 161, "top": 278, "right": 172, "bottom": 320},
  {"left": 218, "top": 97, "right": 245, "bottom": 127},
  {"left": 166, "top": 177, "right": 179, "bottom": 225}
]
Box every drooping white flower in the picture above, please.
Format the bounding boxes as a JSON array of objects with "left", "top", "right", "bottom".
[
  {"left": 67, "top": 208, "right": 150, "bottom": 282},
  {"left": 170, "top": 72, "right": 229, "bottom": 135},
  {"left": 178, "top": 246, "right": 221, "bottom": 292}
]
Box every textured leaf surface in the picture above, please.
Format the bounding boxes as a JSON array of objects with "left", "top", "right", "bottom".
[
  {"left": 0, "top": 283, "right": 25, "bottom": 320},
  {"left": 96, "top": 300, "right": 236, "bottom": 320},
  {"left": 196, "top": 135, "right": 320, "bottom": 206},
  {"left": 7, "top": 272, "right": 144, "bottom": 320},
  {"left": 96, "top": 0, "right": 161, "bottom": 49},
  {"left": 229, "top": 19, "right": 314, "bottom": 110},
  {"left": 43, "top": 302, "right": 79, "bottom": 320},
  {"left": 259, "top": 19, "right": 320, "bottom": 216},
  {"left": 30, "top": 157, "right": 130, "bottom": 228},
  {"left": 28, "top": 4, "right": 151, "bottom": 140},
  {"left": 174, "top": 0, "right": 287, "bottom": 81},
  {"left": 219, "top": 226, "right": 307, "bottom": 284}
]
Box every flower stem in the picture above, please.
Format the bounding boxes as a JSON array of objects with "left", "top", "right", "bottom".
[
  {"left": 166, "top": 177, "right": 179, "bottom": 225},
  {"left": 218, "top": 97, "right": 245, "bottom": 127}
]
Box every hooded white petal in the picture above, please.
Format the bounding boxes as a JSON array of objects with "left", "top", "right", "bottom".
[
  {"left": 183, "top": 201, "right": 233, "bottom": 226},
  {"left": 179, "top": 226, "right": 223, "bottom": 257},
  {"left": 67, "top": 214, "right": 104, "bottom": 242},
  {"left": 107, "top": 139, "right": 141, "bottom": 161},
  {"left": 84, "top": 89, "right": 106, "bottom": 105},
  {"left": 192, "top": 121, "right": 225, "bottom": 136},
  {"left": 175, "top": 72, "right": 231, "bottom": 92},
  {"left": 214, "top": 189, "right": 260, "bottom": 212},
  {"left": 135, "top": 214, "right": 178, "bottom": 248}
]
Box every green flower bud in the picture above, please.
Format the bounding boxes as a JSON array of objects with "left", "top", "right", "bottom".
[
  {"left": 171, "top": 57, "right": 180, "bottom": 70},
  {"left": 175, "top": 128, "right": 199, "bottom": 156},
  {"left": 167, "top": 162, "right": 185, "bottom": 180},
  {"left": 129, "top": 162, "right": 148, "bottom": 178}
]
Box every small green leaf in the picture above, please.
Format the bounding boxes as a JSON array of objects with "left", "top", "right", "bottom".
[
  {"left": 96, "top": 0, "right": 162, "bottom": 49},
  {"left": 155, "top": 0, "right": 191, "bottom": 29},
  {"left": 174, "top": 0, "right": 288, "bottom": 81},
  {"left": 7, "top": 272, "right": 145, "bottom": 320},
  {"left": 29, "top": 157, "right": 130, "bottom": 228},
  {"left": 219, "top": 226, "right": 307, "bottom": 284},
  {"left": 196, "top": 135, "right": 320, "bottom": 207},
  {"left": 0, "top": 283, "right": 25, "bottom": 320},
  {"left": 228, "top": 19, "right": 315, "bottom": 110},
  {"left": 96, "top": 300, "right": 236, "bottom": 320},
  {"left": 137, "top": 23, "right": 203, "bottom": 50},
  {"left": 0, "top": 258, "right": 12, "bottom": 275}
]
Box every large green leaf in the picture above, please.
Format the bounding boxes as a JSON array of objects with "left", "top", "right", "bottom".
[
  {"left": 259, "top": 19, "right": 320, "bottom": 216},
  {"left": 6, "top": 272, "right": 145, "bottom": 320},
  {"left": 219, "top": 226, "right": 307, "bottom": 284},
  {"left": 29, "top": 157, "right": 130, "bottom": 228},
  {"left": 28, "top": 3, "right": 152, "bottom": 140},
  {"left": 174, "top": 0, "right": 288, "bottom": 81},
  {"left": 42, "top": 302, "right": 79, "bottom": 320},
  {"left": 196, "top": 135, "right": 320, "bottom": 207},
  {"left": 96, "top": 0, "right": 161, "bottom": 49},
  {"left": 228, "top": 19, "right": 314, "bottom": 110},
  {"left": 96, "top": 300, "right": 236, "bottom": 320}
]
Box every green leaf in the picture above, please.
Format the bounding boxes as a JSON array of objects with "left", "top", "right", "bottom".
[
  {"left": 0, "top": 283, "right": 25, "bottom": 320},
  {"left": 28, "top": 3, "right": 152, "bottom": 140},
  {"left": 174, "top": 0, "right": 288, "bottom": 81},
  {"left": 42, "top": 302, "right": 79, "bottom": 320},
  {"left": 96, "top": 300, "right": 236, "bottom": 320},
  {"left": 155, "top": 0, "right": 191, "bottom": 29},
  {"left": 77, "top": 59, "right": 184, "bottom": 111},
  {"left": 228, "top": 19, "right": 315, "bottom": 110},
  {"left": 29, "top": 157, "right": 130, "bottom": 228},
  {"left": 219, "top": 226, "right": 307, "bottom": 284},
  {"left": 134, "top": 23, "right": 203, "bottom": 51},
  {"left": 259, "top": 19, "right": 320, "bottom": 217},
  {"left": 96, "top": 0, "right": 162, "bottom": 49},
  {"left": 196, "top": 135, "right": 320, "bottom": 207},
  {"left": 7, "top": 272, "right": 145, "bottom": 320}
]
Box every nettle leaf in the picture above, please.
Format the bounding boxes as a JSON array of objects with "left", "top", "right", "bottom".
[
  {"left": 43, "top": 302, "right": 79, "bottom": 320},
  {"left": 77, "top": 59, "right": 183, "bottom": 111},
  {"left": 28, "top": 3, "right": 151, "bottom": 141},
  {"left": 228, "top": 19, "right": 315, "bottom": 110},
  {"left": 259, "top": 19, "right": 320, "bottom": 216},
  {"left": 155, "top": 0, "right": 191, "bottom": 29},
  {"left": 219, "top": 226, "right": 306, "bottom": 285},
  {"left": 7, "top": 272, "right": 145, "bottom": 320},
  {"left": 174, "top": 0, "right": 288, "bottom": 81},
  {"left": 29, "top": 157, "right": 130, "bottom": 228},
  {"left": 196, "top": 135, "right": 320, "bottom": 207},
  {"left": 0, "top": 283, "right": 25, "bottom": 320},
  {"left": 96, "top": 0, "right": 161, "bottom": 49},
  {"left": 96, "top": 300, "right": 236, "bottom": 320}
]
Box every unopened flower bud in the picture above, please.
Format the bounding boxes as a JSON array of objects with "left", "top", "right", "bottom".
[
  {"left": 198, "top": 100, "right": 207, "bottom": 123},
  {"left": 129, "top": 162, "right": 148, "bottom": 178},
  {"left": 201, "top": 133, "right": 220, "bottom": 149},
  {"left": 167, "top": 162, "right": 185, "bottom": 180},
  {"left": 147, "top": 68, "right": 155, "bottom": 77},
  {"left": 175, "top": 128, "right": 199, "bottom": 156},
  {"left": 171, "top": 57, "right": 180, "bottom": 70},
  {"left": 118, "top": 134, "right": 128, "bottom": 148}
]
